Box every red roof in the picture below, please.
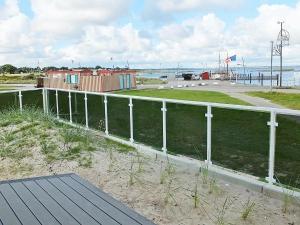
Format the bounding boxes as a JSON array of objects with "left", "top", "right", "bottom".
[{"left": 46, "top": 69, "right": 136, "bottom": 77}]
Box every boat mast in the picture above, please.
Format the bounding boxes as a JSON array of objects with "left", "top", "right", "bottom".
[{"left": 218, "top": 52, "right": 221, "bottom": 74}]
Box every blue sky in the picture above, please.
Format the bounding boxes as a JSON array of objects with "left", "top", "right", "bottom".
[{"left": 0, "top": 0, "right": 299, "bottom": 68}]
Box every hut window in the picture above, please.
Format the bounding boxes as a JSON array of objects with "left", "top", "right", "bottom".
[{"left": 66, "top": 74, "right": 79, "bottom": 84}]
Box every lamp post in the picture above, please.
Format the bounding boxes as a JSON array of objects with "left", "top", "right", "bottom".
[
  {"left": 278, "top": 21, "right": 283, "bottom": 87},
  {"left": 270, "top": 41, "right": 274, "bottom": 91},
  {"left": 276, "top": 21, "right": 290, "bottom": 87}
]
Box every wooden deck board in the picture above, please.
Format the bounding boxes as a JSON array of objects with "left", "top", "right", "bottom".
[{"left": 0, "top": 174, "right": 155, "bottom": 225}]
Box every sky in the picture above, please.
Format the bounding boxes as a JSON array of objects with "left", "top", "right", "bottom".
[{"left": 0, "top": 0, "right": 299, "bottom": 68}]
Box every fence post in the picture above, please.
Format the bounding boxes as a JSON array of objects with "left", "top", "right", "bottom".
[
  {"left": 42, "top": 89, "right": 46, "bottom": 114},
  {"left": 84, "top": 93, "right": 89, "bottom": 129},
  {"left": 45, "top": 89, "right": 49, "bottom": 114},
  {"left": 18, "top": 91, "right": 23, "bottom": 112},
  {"left": 161, "top": 100, "right": 167, "bottom": 153},
  {"left": 55, "top": 90, "right": 59, "bottom": 119},
  {"left": 205, "top": 105, "right": 213, "bottom": 165},
  {"left": 104, "top": 95, "right": 109, "bottom": 135},
  {"left": 68, "top": 91, "right": 72, "bottom": 123},
  {"left": 267, "top": 110, "right": 278, "bottom": 184},
  {"left": 129, "top": 98, "right": 134, "bottom": 143}
]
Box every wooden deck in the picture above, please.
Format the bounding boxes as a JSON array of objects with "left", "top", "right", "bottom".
[{"left": 0, "top": 173, "right": 155, "bottom": 225}]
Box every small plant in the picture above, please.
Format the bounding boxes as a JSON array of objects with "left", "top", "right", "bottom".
[
  {"left": 79, "top": 154, "right": 93, "bottom": 168},
  {"left": 98, "top": 119, "right": 105, "bottom": 131},
  {"left": 213, "top": 197, "right": 234, "bottom": 225},
  {"left": 160, "top": 158, "right": 175, "bottom": 185},
  {"left": 136, "top": 151, "right": 144, "bottom": 173},
  {"left": 129, "top": 154, "right": 135, "bottom": 186},
  {"left": 282, "top": 188, "right": 295, "bottom": 213},
  {"left": 241, "top": 198, "right": 255, "bottom": 220},
  {"left": 192, "top": 171, "right": 200, "bottom": 208},
  {"left": 208, "top": 177, "right": 219, "bottom": 195},
  {"left": 127, "top": 153, "right": 143, "bottom": 186},
  {"left": 2, "top": 130, "right": 14, "bottom": 143},
  {"left": 275, "top": 176, "right": 296, "bottom": 213},
  {"left": 201, "top": 165, "right": 209, "bottom": 185},
  {"left": 107, "top": 147, "right": 115, "bottom": 172}
]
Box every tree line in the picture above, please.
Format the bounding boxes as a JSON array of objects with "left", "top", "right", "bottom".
[{"left": 0, "top": 64, "right": 129, "bottom": 74}]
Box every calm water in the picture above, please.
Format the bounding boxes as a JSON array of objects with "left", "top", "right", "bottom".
[{"left": 137, "top": 67, "right": 300, "bottom": 87}]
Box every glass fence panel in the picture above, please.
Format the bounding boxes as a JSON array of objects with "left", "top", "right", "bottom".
[
  {"left": 276, "top": 114, "right": 300, "bottom": 188},
  {"left": 107, "top": 96, "right": 130, "bottom": 139},
  {"left": 57, "top": 91, "right": 70, "bottom": 121},
  {"left": 87, "top": 94, "right": 105, "bottom": 131},
  {"left": 22, "top": 90, "right": 43, "bottom": 109},
  {"left": 212, "top": 108, "right": 269, "bottom": 178},
  {"left": 71, "top": 92, "right": 85, "bottom": 126},
  {"left": 48, "top": 90, "right": 56, "bottom": 115},
  {"left": 133, "top": 99, "right": 163, "bottom": 150},
  {"left": 0, "top": 92, "right": 18, "bottom": 111},
  {"left": 167, "top": 103, "right": 207, "bottom": 160}
]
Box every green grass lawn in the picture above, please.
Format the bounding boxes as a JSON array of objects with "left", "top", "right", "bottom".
[
  {"left": 116, "top": 89, "right": 249, "bottom": 105},
  {"left": 247, "top": 91, "right": 300, "bottom": 110},
  {"left": 0, "top": 73, "right": 38, "bottom": 84},
  {"left": 136, "top": 77, "right": 167, "bottom": 85},
  {"left": 0, "top": 85, "right": 17, "bottom": 91}
]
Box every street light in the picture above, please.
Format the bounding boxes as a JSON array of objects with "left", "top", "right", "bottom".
[{"left": 275, "top": 21, "right": 290, "bottom": 87}]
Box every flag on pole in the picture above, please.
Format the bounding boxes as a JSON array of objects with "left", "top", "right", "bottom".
[{"left": 225, "top": 55, "right": 237, "bottom": 64}]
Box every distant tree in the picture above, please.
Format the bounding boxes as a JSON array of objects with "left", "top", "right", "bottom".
[
  {"left": 95, "top": 65, "right": 103, "bottom": 69},
  {"left": 43, "top": 66, "right": 59, "bottom": 72},
  {"left": 0, "top": 64, "right": 17, "bottom": 74}
]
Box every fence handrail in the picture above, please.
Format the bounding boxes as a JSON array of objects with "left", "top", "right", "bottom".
[
  {"left": 44, "top": 87, "right": 300, "bottom": 117},
  {"left": 0, "top": 88, "right": 43, "bottom": 94},
  {"left": 1, "top": 87, "right": 300, "bottom": 116}
]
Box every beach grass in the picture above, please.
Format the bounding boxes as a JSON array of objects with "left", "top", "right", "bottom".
[{"left": 247, "top": 91, "right": 300, "bottom": 110}]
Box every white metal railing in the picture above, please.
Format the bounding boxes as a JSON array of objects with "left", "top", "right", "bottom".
[{"left": 1, "top": 87, "right": 300, "bottom": 187}]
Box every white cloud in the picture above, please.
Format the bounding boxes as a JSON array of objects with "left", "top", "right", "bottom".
[
  {"left": 155, "top": 0, "right": 243, "bottom": 12},
  {"left": 0, "top": 0, "right": 33, "bottom": 55},
  {"left": 1, "top": 0, "right": 300, "bottom": 67},
  {"left": 30, "top": 0, "right": 132, "bottom": 37},
  {"left": 58, "top": 24, "right": 152, "bottom": 65}
]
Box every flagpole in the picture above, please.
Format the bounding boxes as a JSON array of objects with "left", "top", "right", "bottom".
[{"left": 227, "top": 52, "right": 229, "bottom": 80}]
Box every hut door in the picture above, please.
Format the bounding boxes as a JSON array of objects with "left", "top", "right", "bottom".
[
  {"left": 126, "top": 75, "right": 131, "bottom": 89},
  {"left": 119, "top": 76, "right": 124, "bottom": 89}
]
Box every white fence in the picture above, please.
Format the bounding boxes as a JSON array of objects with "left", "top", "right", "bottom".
[{"left": 1, "top": 88, "right": 300, "bottom": 188}]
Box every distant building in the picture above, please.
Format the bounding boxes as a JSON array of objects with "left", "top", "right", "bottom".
[{"left": 39, "top": 69, "right": 136, "bottom": 92}]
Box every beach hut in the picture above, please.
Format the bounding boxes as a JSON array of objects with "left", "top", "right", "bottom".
[{"left": 41, "top": 69, "right": 136, "bottom": 92}]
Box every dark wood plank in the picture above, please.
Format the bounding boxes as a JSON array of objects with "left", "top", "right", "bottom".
[
  {"left": 48, "top": 177, "right": 120, "bottom": 225},
  {"left": 35, "top": 179, "right": 100, "bottom": 225},
  {"left": 23, "top": 180, "right": 80, "bottom": 225},
  {"left": 70, "top": 174, "right": 155, "bottom": 225},
  {"left": 0, "top": 173, "right": 155, "bottom": 225},
  {"left": 0, "top": 191, "right": 22, "bottom": 225},
  {"left": 60, "top": 176, "right": 141, "bottom": 225},
  {"left": 10, "top": 182, "right": 61, "bottom": 225},
  {"left": 0, "top": 184, "right": 41, "bottom": 225}
]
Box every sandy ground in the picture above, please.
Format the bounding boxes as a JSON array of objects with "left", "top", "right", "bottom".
[{"left": 1, "top": 121, "right": 299, "bottom": 225}]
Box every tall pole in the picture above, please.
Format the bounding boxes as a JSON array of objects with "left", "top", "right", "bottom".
[
  {"left": 279, "top": 22, "right": 283, "bottom": 87},
  {"left": 270, "top": 41, "right": 274, "bottom": 91},
  {"left": 226, "top": 52, "right": 229, "bottom": 80},
  {"left": 242, "top": 57, "right": 246, "bottom": 85}
]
